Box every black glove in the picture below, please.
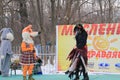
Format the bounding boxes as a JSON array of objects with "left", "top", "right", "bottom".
[
  {"left": 38, "top": 31, "right": 41, "bottom": 34},
  {"left": 33, "top": 49, "right": 36, "bottom": 53},
  {"left": 0, "top": 71, "right": 1, "bottom": 75},
  {"left": 37, "top": 58, "right": 42, "bottom": 64}
]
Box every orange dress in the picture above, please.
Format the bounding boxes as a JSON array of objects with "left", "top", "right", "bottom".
[{"left": 20, "top": 42, "right": 36, "bottom": 65}]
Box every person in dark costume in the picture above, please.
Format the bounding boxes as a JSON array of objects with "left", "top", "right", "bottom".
[{"left": 65, "top": 24, "right": 89, "bottom": 80}]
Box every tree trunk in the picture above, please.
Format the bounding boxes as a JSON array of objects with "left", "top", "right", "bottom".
[
  {"left": 0, "top": 0, "right": 3, "bottom": 16},
  {"left": 19, "top": 0, "right": 29, "bottom": 29},
  {"left": 108, "top": 0, "right": 113, "bottom": 23},
  {"left": 0, "top": 0, "right": 4, "bottom": 28},
  {"left": 36, "top": 0, "right": 44, "bottom": 31},
  {"left": 36, "top": 0, "right": 45, "bottom": 45},
  {"left": 50, "top": 0, "right": 56, "bottom": 44},
  {"left": 56, "top": 0, "right": 60, "bottom": 24},
  {"left": 51, "top": 0, "right": 55, "bottom": 30},
  {"left": 64, "top": 0, "right": 73, "bottom": 24},
  {"left": 98, "top": 0, "right": 104, "bottom": 23}
]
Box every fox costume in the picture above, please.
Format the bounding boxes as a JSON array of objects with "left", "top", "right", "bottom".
[{"left": 20, "top": 24, "right": 41, "bottom": 80}]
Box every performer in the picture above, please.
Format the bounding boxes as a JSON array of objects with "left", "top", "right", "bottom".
[
  {"left": 20, "top": 24, "right": 41, "bottom": 80},
  {"left": 65, "top": 24, "right": 89, "bottom": 80},
  {"left": 0, "top": 28, "right": 14, "bottom": 77}
]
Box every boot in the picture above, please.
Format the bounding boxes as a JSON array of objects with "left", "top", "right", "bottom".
[
  {"left": 28, "top": 74, "right": 35, "bottom": 80},
  {"left": 68, "top": 72, "right": 74, "bottom": 79},
  {"left": 74, "top": 71, "right": 79, "bottom": 80},
  {"left": 82, "top": 73, "right": 89, "bottom": 80},
  {"left": 0, "top": 71, "right": 1, "bottom": 75},
  {"left": 82, "top": 76, "right": 89, "bottom": 80},
  {"left": 74, "top": 77, "right": 79, "bottom": 80},
  {"left": 23, "top": 76, "right": 27, "bottom": 80},
  {"left": 65, "top": 70, "right": 69, "bottom": 74}
]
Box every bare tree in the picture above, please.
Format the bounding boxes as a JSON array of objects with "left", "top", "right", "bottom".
[
  {"left": 108, "top": 0, "right": 113, "bottom": 23},
  {"left": 98, "top": 0, "right": 104, "bottom": 23},
  {"left": 50, "top": 0, "right": 56, "bottom": 44},
  {"left": 0, "top": 0, "right": 4, "bottom": 28},
  {"left": 64, "top": 0, "right": 73, "bottom": 24},
  {"left": 0, "top": 0, "right": 120, "bottom": 46},
  {"left": 19, "top": 0, "right": 30, "bottom": 28}
]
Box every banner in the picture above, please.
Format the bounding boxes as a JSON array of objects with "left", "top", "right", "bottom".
[{"left": 56, "top": 23, "right": 120, "bottom": 73}]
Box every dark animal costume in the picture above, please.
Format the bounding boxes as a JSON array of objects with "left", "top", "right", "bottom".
[{"left": 65, "top": 24, "right": 89, "bottom": 80}]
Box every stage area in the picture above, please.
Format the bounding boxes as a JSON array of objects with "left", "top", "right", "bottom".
[{"left": 0, "top": 74, "right": 120, "bottom": 80}]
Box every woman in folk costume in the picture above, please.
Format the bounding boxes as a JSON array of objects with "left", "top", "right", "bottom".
[
  {"left": 65, "top": 24, "right": 89, "bottom": 80},
  {"left": 20, "top": 24, "right": 41, "bottom": 80},
  {"left": 0, "top": 28, "right": 14, "bottom": 77}
]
